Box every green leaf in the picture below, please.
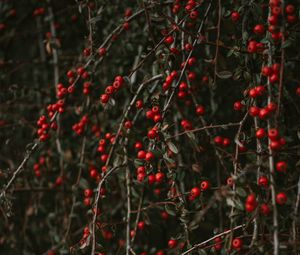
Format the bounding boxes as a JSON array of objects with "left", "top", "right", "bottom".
[
  {"left": 243, "top": 71, "right": 251, "bottom": 81},
  {"left": 242, "top": 31, "right": 249, "bottom": 42},
  {"left": 187, "top": 132, "right": 196, "bottom": 140},
  {"left": 282, "top": 40, "right": 292, "bottom": 49},
  {"left": 167, "top": 141, "right": 178, "bottom": 154},
  {"left": 79, "top": 178, "right": 89, "bottom": 189},
  {"left": 236, "top": 187, "right": 247, "bottom": 197},
  {"left": 134, "top": 159, "right": 144, "bottom": 168},
  {"left": 131, "top": 187, "right": 140, "bottom": 198},
  {"left": 234, "top": 198, "right": 244, "bottom": 211},
  {"left": 165, "top": 204, "right": 176, "bottom": 216}
]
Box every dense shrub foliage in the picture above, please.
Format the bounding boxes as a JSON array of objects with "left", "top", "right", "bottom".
[{"left": 1, "top": 0, "right": 300, "bottom": 254}]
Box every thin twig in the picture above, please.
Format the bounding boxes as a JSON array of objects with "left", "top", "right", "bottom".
[{"left": 181, "top": 224, "right": 246, "bottom": 255}]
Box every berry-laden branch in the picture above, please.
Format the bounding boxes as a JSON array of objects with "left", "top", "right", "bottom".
[
  {"left": 1, "top": 0, "right": 300, "bottom": 254},
  {"left": 181, "top": 224, "right": 246, "bottom": 255}
]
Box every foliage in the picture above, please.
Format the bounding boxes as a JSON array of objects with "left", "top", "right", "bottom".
[{"left": 0, "top": 0, "right": 300, "bottom": 254}]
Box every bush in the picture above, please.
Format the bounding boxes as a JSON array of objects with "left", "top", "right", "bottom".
[{"left": 0, "top": 0, "right": 300, "bottom": 254}]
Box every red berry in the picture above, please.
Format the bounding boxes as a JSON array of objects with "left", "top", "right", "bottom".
[
  {"left": 227, "top": 177, "right": 234, "bottom": 186},
  {"left": 100, "top": 154, "right": 108, "bottom": 163},
  {"left": 161, "top": 211, "right": 169, "bottom": 220},
  {"left": 190, "top": 187, "right": 201, "bottom": 198},
  {"left": 258, "top": 176, "right": 269, "bottom": 187},
  {"left": 187, "top": 71, "right": 196, "bottom": 81},
  {"left": 270, "top": 140, "right": 281, "bottom": 151},
  {"left": 67, "top": 70, "right": 74, "bottom": 78},
  {"left": 137, "top": 173, "right": 146, "bottom": 182},
  {"left": 231, "top": 11, "right": 240, "bottom": 22},
  {"left": 98, "top": 47, "right": 106, "bottom": 56},
  {"left": 137, "top": 221, "right": 145, "bottom": 230},
  {"left": 100, "top": 94, "right": 110, "bottom": 104},
  {"left": 177, "top": 91, "right": 187, "bottom": 99},
  {"left": 249, "top": 88, "right": 258, "bottom": 98},
  {"left": 146, "top": 110, "right": 155, "bottom": 120},
  {"left": 258, "top": 108, "right": 270, "bottom": 119},
  {"left": 147, "top": 129, "right": 157, "bottom": 139},
  {"left": 164, "top": 36, "right": 174, "bottom": 45},
  {"left": 124, "top": 8, "right": 132, "bottom": 17},
  {"left": 77, "top": 67, "right": 85, "bottom": 75},
  {"left": 184, "top": 43, "right": 193, "bottom": 51},
  {"left": 90, "top": 168, "right": 98, "bottom": 178},
  {"left": 276, "top": 161, "right": 287, "bottom": 172},
  {"left": 123, "top": 22, "right": 130, "bottom": 30},
  {"left": 124, "top": 120, "right": 132, "bottom": 129},
  {"left": 253, "top": 24, "right": 265, "bottom": 35},
  {"left": 137, "top": 166, "right": 146, "bottom": 175},
  {"left": 287, "top": 15, "right": 297, "bottom": 24},
  {"left": 181, "top": 119, "right": 192, "bottom": 130},
  {"left": 214, "top": 136, "right": 223, "bottom": 145},
  {"left": 145, "top": 151, "right": 154, "bottom": 161},
  {"left": 148, "top": 174, "right": 156, "bottom": 185},
  {"left": 105, "top": 85, "right": 115, "bottom": 95},
  {"left": 246, "top": 193, "right": 257, "bottom": 205},
  {"left": 285, "top": 4, "right": 295, "bottom": 14},
  {"left": 233, "top": 101, "right": 244, "bottom": 111},
  {"left": 269, "top": 74, "right": 279, "bottom": 84},
  {"left": 168, "top": 239, "right": 178, "bottom": 249},
  {"left": 276, "top": 192, "right": 287, "bottom": 205},
  {"left": 295, "top": 86, "right": 300, "bottom": 96},
  {"left": 189, "top": 10, "right": 199, "bottom": 19},
  {"left": 245, "top": 203, "right": 256, "bottom": 213},
  {"left": 268, "top": 128, "right": 279, "bottom": 140},
  {"left": 134, "top": 141, "right": 143, "bottom": 150},
  {"left": 155, "top": 172, "right": 165, "bottom": 183},
  {"left": 83, "top": 48, "right": 91, "bottom": 57},
  {"left": 84, "top": 189, "right": 93, "bottom": 197},
  {"left": 136, "top": 100, "right": 143, "bottom": 109},
  {"left": 152, "top": 106, "right": 160, "bottom": 114},
  {"left": 222, "top": 138, "right": 231, "bottom": 147},
  {"left": 179, "top": 81, "right": 188, "bottom": 91},
  {"left": 200, "top": 180, "right": 210, "bottom": 191},
  {"left": 153, "top": 114, "right": 162, "bottom": 123},
  {"left": 255, "top": 85, "right": 266, "bottom": 96},
  {"left": 249, "top": 106, "right": 260, "bottom": 117},
  {"left": 256, "top": 128, "right": 266, "bottom": 139},
  {"left": 137, "top": 150, "right": 146, "bottom": 159},
  {"left": 267, "top": 102, "right": 277, "bottom": 112},
  {"left": 196, "top": 105, "right": 205, "bottom": 115},
  {"left": 262, "top": 66, "right": 272, "bottom": 76},
  {"left": 187, "top": 57, "right": 196, "bottom": 66},
  {"left": 272, "top": 63, "right": 280, "bottom": 73},
  {"left": 232, "top": 238, "right": 243, "bottom": 250},
  {"left": 260, "top": 203, "right": 271, "bottom": 215},
  {"left": 268, "top": 15, "right": 278, "bottom": 25},
  {"left": 247, "top": 41, "right": 257, "bottom": 53}
]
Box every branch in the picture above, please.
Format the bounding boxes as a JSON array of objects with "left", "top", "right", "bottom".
[
  {"left": 0, "top": 142, "right": 39, "bottom": 198},
  {"left": 181, "top": 224, "right": 245, "bottom": 255}
]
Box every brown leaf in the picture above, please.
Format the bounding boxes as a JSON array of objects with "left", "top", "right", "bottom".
[
  {"left": 46, "top": 42, "right": 52, "bottom": 55},
  {"left": 192, "top": 163, "right": 202, "bottom": 173}
]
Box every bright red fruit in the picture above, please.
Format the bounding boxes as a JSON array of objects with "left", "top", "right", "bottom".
[
  {"left": 190, "top": 187, "right": 201, "bottom": 198},
  {"left": 232, "top": 238, "right": 243, "bottom": 250},
  {"left": 231, "top": 11, "right": 240, "bottom": 22},
  {"left": 168, "top": 239, "right": 178, "bottom": 249},
  {"left": 276, "top": 192, "right": 287, "bottom": 205},
  {"left": 256, "top": 128, "right": 266, "bottom": 139},
  {"left": 276, "top": 161, "right": 287, "bottom": 172},
  {"left": 258, "top": 176, "right": 269, "bottom": 187}
]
